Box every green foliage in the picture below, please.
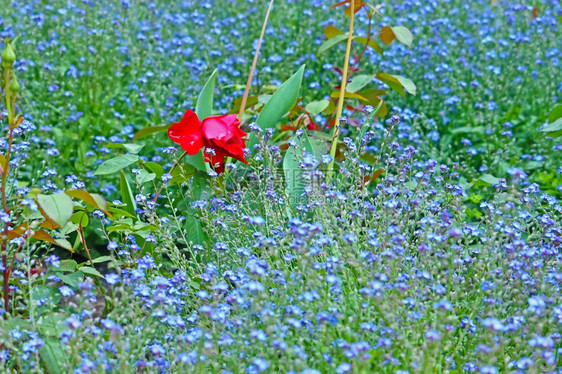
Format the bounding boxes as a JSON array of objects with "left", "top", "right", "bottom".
[
  {"left": 94, "top": 154, "right": 140, "bottom": 176},
  {"left": 36, "top": 193, "right": 74, "bottom": 228},
  {"left": 255, "top": 65, "right": 306, "bottom": 133}
]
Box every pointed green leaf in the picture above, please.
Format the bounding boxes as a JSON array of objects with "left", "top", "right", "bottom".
[
  {"left": 78, "top": 266, "right": 104, "bottom": 278},
  {"left": 119, "top": 171, "right": 137, "bottom": 216},
  {"left": 94, "top": 154, "right": 140, "bottom": 176},
  {"left": 143, "top": 162, "right": 165, "bottom": 179},
  {"left": 473, "top": 174, "right": 501, "bottom": 187},
  {"left": 318, "top": 34, "right": 350, "bottom": 55},
  {"left": 37, "top": 193, "right": 74, "bottom": 228},
  {"left": 305, "top": 100, "right": 330, "bottom": 116},
  {"left": 547, "top": 104, "right": 562, "bottom": 123},
  {"left": 133, "top": 124, "right": 172, "bottom": 141},
  {"left": 186, "top": 214, "right": 208, "bottom": 246},
  {"left": 391, "top": 26, "right": 413, "bottom": 47},
  {"left": 256, "top": 65, "right": 305, "bottom": 132},
  {"left": 376, "top": 73, "right": 416, "bottom": 96},
  {"left": 354, "top": 37, "right": 383, "bottom": 54},
  {"left": 283, "top": 133, "right": 327, "bottom": 209},
  {"left": 540, "top": 118, "right": 562, "bottom": 137},
  {"left": 196, "top": 69, "right": 217, "bottom": 121},
  {"left": 347, "top": 74, "right": 376, "bottom": 93}
]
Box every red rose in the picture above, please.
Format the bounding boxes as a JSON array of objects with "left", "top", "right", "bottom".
[{"left": 168, "top": 110, "right": 248, "bottom": 173}]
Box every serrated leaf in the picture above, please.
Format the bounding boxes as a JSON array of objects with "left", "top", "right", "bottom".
[
  {"left": 94, "top": 154, "right": 140, "bottom": 176},
  {"left": 37, "top": 193, "right": 74, "bottom": 228}
]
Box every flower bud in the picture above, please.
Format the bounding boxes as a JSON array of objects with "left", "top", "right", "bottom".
[
  {"left": 9, "top": 73, "right": 20, "bottom": 93},
  {"left": 1, "top": 43, "right": 16, "bottom": 68}
]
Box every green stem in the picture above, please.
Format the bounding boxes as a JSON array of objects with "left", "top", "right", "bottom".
[
  {"left": 327, "top": 0, "right": 355, "bottom": 182},
  {"left": 152, "top": 151, "right": 188, "bottom": 203},
  {"left": 1, "top": 66, "right": 14, "bottom": 314},
  {"left": 237, "top": 0, "right": 275, "bottom": 122}
]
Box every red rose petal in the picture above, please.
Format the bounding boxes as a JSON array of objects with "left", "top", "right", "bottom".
[{"left": 168, "top": 110, "right": 205, "bottom": 155}]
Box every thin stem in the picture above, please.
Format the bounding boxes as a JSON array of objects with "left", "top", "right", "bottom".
[
  {"left": 327, "top": 0, "right": 355, "bottom": 182},
  {"left": 152, "top": 151, "right": 188, "bottom": 203},
  {"left": 1, "top": 65, "right": 14, "bottom": 314},
  {"left": 237, "top": 0, "right": 274, "bottom": 122}
]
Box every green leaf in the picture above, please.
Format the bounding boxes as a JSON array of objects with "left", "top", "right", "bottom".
[
  {"left": 548, "top": 104, "right": 562, "bottom": 123},
  {"left": 451, "top": 126, "right": 486, "bottom": 134},
  {"left": 92, "top": 255, "right": 113, "bottom": 264},
  {"left": 196, "top": 69, "right": 217, "bottom": 121},
  {"left": 191, "top": 173, "right": 210, "bottom": 200},
  {"left": 305, "top": 100, "right": 330, "bottom": 116},
  {"left": 133, "top": 124, "right": 171, "bottom": 141},
  {"left": 354, "top": 37, "right": 383, "bottom": 54},
  {"left": 40, "top": 338, "right": 67, "bottom": 374},
  {"left": 57, "top": 271, "right": 84, "bottom": 288},
  {"left": 186, "top": 67, "right": 210, "bottom": 172},
  {"left": 107, "top": 207, "right": 136, "bottom": 219},
  {"left": 540, "top": 118, "right": 562, "bottom": 137},
  {"left": 144, "top": 162, "right": 164, "bottom": 179},
  {"left": 346, "top": 74, "right": 376, "bottom": 93},
  {"left": 283, "top": 133, "right": 326, "bottom": 209},
  {"left": 186, "top": 214, "right": 208, "bottom": 246},
  {"left": 391, "top": 26, "right": 413, "bottom": 47},
  {"left": 120, "top": 171, "right": 137, "bottom": 216},
  {"left": 106, "top": 143, "right": 144, "bottom": 154},
  {"left": 71, "top": 212, "right": 89, "bottom": 227},
  {"left": 376, "top": 73, "right": 416, "bottom": 96},
  {"left": 65, "top": 190, "right": 110, "bottom": 216},
  {"left": 135, "top": 169, "right": 156, "bottom": 185},
  {"left": 37, "top": 193, "right": 74, "bottom": 228},
  {"left": 256, "top": 65, "right": 305, "bottom": 134},
  {"left": 78, "top": 266, "right": 104, "bottom": 278},
  {"left": 473, "top": 174, "right": 501, "bottom": 187},
  {"left": 94, "top": 154, "right": 140, "bottom": 176},
  {"left": 318, "top": 34, "right": 350, "bottom": 54},
  {"left": 57, "top": 259, "right": 77, "bottom": 273}
]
